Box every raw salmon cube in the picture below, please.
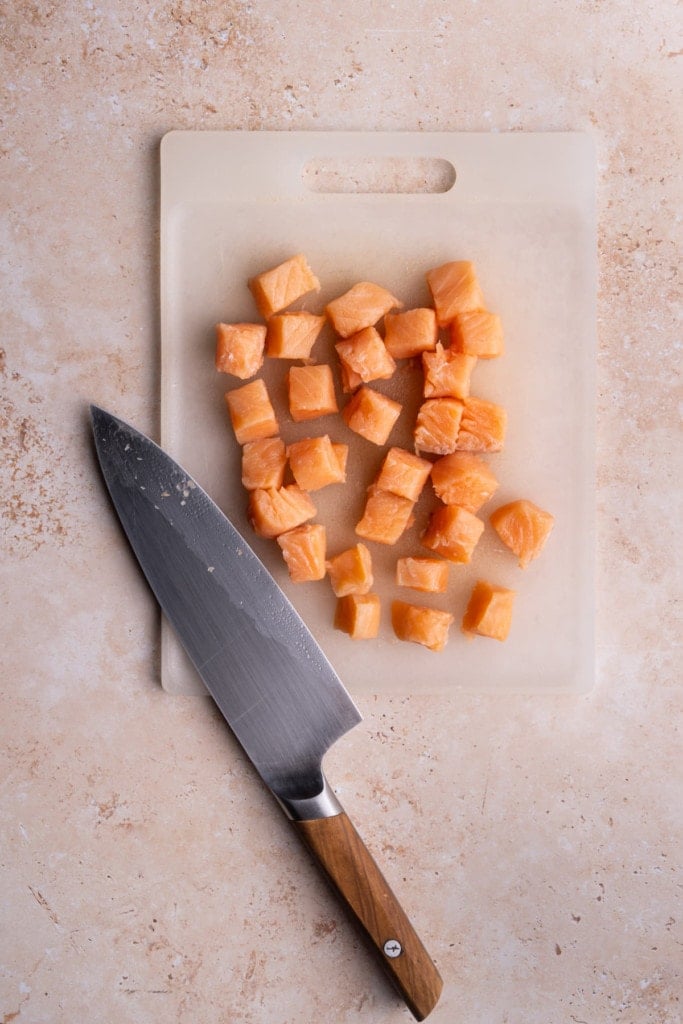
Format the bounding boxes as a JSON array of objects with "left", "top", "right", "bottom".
[
  {"left": 422, "top": 343, "right": 477, "bottom": 400},
  {"left": 325, "top": 281, "right": 402, "bottom": 338},
  {"left": 225, "top": 379, "right": 279, "bottom": 444},
  {"left": 332, "top": 442, "right": 349, "bottom": 477},
  {"left": 391, "top": 600, "right": 453, "bottom": 652},
  {"left": 490, "top": 499, "right": 555, "bottom": 568},
  {"left": 326, "top": 543, "right": 373, "bottom": 597},
  {"left": 241, "top": 436, "right": 287, "bottom": 491},
  {"left": 457, "top": 396, "right": 507, "bottom": 452},
  {"left": 421, "top": 504, "right": 485, "bottom": 563},
  {"left": 286, "top": 435, "right": 346, "bottom": 491},
  {"left": 342, "top": 386, "right": 402, "bottom": 446},
  {"left": 337, "top": 361, "right": 363, "bottom": 394},
  {"left": 277, "top": 523, "right": 327, "bottom": 582},
  {"left": 248, "top": 485, "right": 316, "bottom": 539},
  {"left": 215, "top": 322, "right": 266, "bottom": 379},
  {"left": 426, "top": 260, "right": 486, "bottom": 327},
  {"left": 375, "top": 447, "right": 432, "bottom": 502},
  {"left": 395, "top": 557, "right": 449, "bottom": 594},
  {"left": 334, "top": 593, "right": 381, "bottom": 640},
  {"left": 249, "top": 253, "right": 320, "bottom": 319},
  {"left": 414, "top": 397, "right": 464, "bottom": 455},
  {"left": 335, "top": 326, "right": 396, "bottom": 392},
  {"left": 266, "top": 311, "right": 326, "bottom": 359},
  {"left": 287, "top": 364, "right": 338, "bottom": 422},
  {"left": 383, "top": 307, "right": 438, "bottom": 359},
  {"left": 355, "top": 488, "right": 415, "bottom": 545},
  {"left": 462, "top": 580, "right": 516, "bottom": 641},
  {"left": 450, "top": 310, "right": 504, "bottom": 359},
  {"left": 430, "top": 452, "right": 498, "bottom": 512}
]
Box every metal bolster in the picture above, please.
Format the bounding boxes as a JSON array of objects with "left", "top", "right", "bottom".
[{"left": 275, "top": 773, "right": 343, "bottom": 821}]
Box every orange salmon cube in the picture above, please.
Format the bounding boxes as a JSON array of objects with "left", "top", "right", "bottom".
[
  {"left": 326, "top": 543, "right": 373, "bottom": 597},
  {"left": 490, "top": 499, "right": 555, "bottom": 569},
  {"left": 277, "top": 523, "right": 327, "bottom": 582},
  {"left": 450, "top": 310, "right": 504, "bottom": 359},
  {"left": 457, "top": 396, "right": 507, "bottom": 452},
  {"left": 391, "top": 600, "right": 453, "bottom": 652},
  {"left": 462, "top": 580, "right": 516, "bottom": 641},
  {"left": 332, "top": 442, "right": 349, "bottom": 477},
  {"left": 266, "top": 311, "right": 326, "bottom": 359},
  {"left": 414, "top": 397, "right": 464, "bottom": 455},
  {"left": 287, "top": 364, "right": 338, "bottom": 422},
  {"left": 422, "top": 343, "right": 477, "bottom": 400},
  {"left": 334, "top": 593, "right": 381, "bottom": 639},
  {"left": 215, "top": 322, "right": 266, "bottom": 379},
  {"left": 421, "top": 504, "right": 485, "bottom": 563},
  {"left": 325, "top": 281, "right": 402, "bottom": 338},
  {"left": 383, "top": 307, "right": 438, "bottom": 359},
  {"left": 430, "top": 452, "right": 498, "bottom": 512},
  {"left": 335, "top": 326, "right": 396, "bottom": 392},
  {"left": 338, "top": 362, "right": 362, "bottom": 394},
  {"left": 426, "top": 260, "right": 486, "bottom": 327},
  {"left": 249, "top": 253, "right": 320, "bottom": 319},
  {"left": 286, "top": 435, "right": 346, "bottom": 491},
  {"left": 241, "top": 436, "right": 287, "bottom": 491},
  {"left": 225, "top": 379, "right": 279, "bottom": 444},
  {"left": 395, "top": 557, "right": 449, "bottom": 594},
  {"left": 355, "top": 488, "right": 415, "bottom": 545},
  {"left": 375, "top": 447, "right": 432, "bottom": 502},
  {"left": 342, "top": 386, "right": 402, "bottom": 446},
  {"left": 248, "top": 485, "right": 316, "bottom": 539}
]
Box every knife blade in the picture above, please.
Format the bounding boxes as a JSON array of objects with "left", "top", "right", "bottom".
[{"left": 90, "top": 405, "right": 443, "bottom": 1020}]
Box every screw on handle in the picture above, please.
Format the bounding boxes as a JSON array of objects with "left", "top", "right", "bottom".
[
  {"left": 383, "top": 938, "right": 403, "bottom": 958},
  {"left": 294, "top": 811, "right": 443, "bottom": 1021}
]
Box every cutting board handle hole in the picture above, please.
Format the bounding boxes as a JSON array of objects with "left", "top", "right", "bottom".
[{"left": 302, "top": 157, "right": 456, "bottom": 194}]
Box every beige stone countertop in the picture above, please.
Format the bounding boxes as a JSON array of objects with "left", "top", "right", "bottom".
[{"left": 1, "top": 3, "right": 681, "bottom": 1023}]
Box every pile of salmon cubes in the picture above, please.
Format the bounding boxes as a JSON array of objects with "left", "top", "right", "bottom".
[{"left": 216, "top": 253, "right": 554, "bottom": 653}]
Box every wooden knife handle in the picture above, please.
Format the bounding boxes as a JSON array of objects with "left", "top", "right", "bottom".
[{"left": 294, "top": 812, "right": 443, "bottom": 1021}]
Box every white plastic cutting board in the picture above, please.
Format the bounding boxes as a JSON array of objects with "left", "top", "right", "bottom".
[{"left": 159, "top": 131, "right": 595, "bottom": 696}]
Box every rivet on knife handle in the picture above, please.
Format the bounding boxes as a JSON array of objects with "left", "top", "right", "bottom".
[{"left": 295, "top": 805, "right": 443, "bottom": 1021}]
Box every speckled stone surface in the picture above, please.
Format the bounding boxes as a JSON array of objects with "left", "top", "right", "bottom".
[{"left": 1, "top": 3, "right": 681, "bottom": 1023}]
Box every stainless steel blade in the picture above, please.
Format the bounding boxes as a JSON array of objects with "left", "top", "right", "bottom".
[{"left": 90, "top": 406, "right": 362, "bottom": 810}]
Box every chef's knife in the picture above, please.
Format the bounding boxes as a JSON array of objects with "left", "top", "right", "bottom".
[{"left": 90, "top": 405, "right": 442, "bottom": 1020}]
